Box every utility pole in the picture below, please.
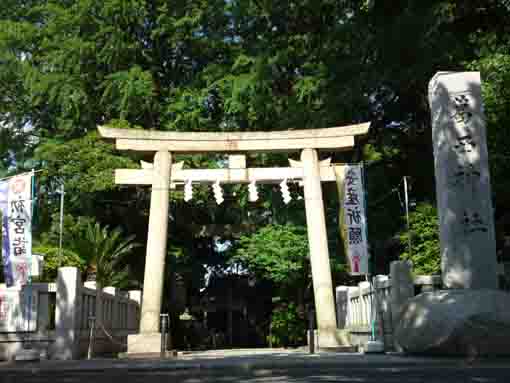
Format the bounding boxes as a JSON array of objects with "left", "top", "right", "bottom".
[
  {"left": 58, "top": 183, "right": 65, "bottom": 266},
  {"left": 403, "top": 176, "right": 412, "bottom": 256}
]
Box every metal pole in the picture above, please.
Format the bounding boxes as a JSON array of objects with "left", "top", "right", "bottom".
[
  {"left": 308, "top": 307, "right": 315, "bottom": 354},
  {"left": 361, "top": 162, "right": 371, "bottom": 274},
  {"left": 369, "top": 276, "right": 376, "bottom": 341},
  {"left": 227, "top": 283, "right": 233, "bottom": 348},
  {"left": 160, "top": 313, "right": 168, "bottom": 358},
  {"left": 403, "top": 176, "right": 412, "bottom": 256},
  {"left": 58, "top": 183, "right": 64, "bottom": 266},
  {"left": 87, "top": 316, "right": 96, "bottom": 360},
  {"left": 268, "top": 320, "right": 272, "bottom": 348}
]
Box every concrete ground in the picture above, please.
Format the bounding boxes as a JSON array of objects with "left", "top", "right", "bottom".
[{"left": 1, "top": 348, "right": 510, "bottom": 382}]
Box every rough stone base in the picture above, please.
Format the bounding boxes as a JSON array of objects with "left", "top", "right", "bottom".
[
  {"left": 1, "top": 339, "right": 52, "bottom": 362},
  {"left": 364, "top": 340, "right": 385, "bottom": 354},
  {"left": 395, "top": 289, "right": 510, "bottom": 356},
  {"left": 307, "top": 329, "right": 352, "bottom": 351},
  {"left": 128, "top": 333, "right": 165, "bottom": 355}
]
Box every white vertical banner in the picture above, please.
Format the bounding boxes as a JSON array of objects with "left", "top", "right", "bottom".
[
  {"left": 343, "top": 165, "right": 369, "bottom": 275},
  {"left": 6, "top": 174, "right": 32, "bottom": 287}
]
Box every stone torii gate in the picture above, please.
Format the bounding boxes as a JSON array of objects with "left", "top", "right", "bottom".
[{"left": 98, "top": 123, "right": 370, "bottom": 353}]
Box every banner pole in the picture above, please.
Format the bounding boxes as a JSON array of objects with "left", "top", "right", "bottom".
[{"left": 25, "top": 171, "right": 35, "bottom": 340}]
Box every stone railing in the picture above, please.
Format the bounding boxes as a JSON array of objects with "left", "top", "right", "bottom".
[
  {"left": 0, "top": 282, "right": 55, "bottom": 333},
  {"left": 80, "top": 283, "right": 140, "bottom": 331},
  {"left": 0, "top": 267, "right": 141, "bottom": 361},
  {"left": 336, "top": 261, "right": 442, "bottom": 350},
  {"left": 78, "top": 282, "right": 141, "bottom": 356}
]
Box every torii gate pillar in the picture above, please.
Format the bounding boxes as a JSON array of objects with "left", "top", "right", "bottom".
[
  {"left": 301, "top": 149, "right": 339, "bottom": 348},
  {"left": 140, "top": 151, "right": 172, "bottom": 332},
  {"left": 128, "top": 151, "right": 172, "bottom": 352}
]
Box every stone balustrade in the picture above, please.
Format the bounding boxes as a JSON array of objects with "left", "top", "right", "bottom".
[
  {"left": 0, "top": 267, "right": 141, "bottom": 360},
  {"left": 336, "top": 261, "right": 442, "bottom": 351}
]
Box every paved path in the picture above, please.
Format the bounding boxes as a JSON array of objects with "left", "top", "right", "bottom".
[{"left": 1, "top": 349, "right": 510, "bottom": 382}]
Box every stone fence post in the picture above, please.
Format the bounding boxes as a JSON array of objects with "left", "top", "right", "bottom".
[
  {"left": 128, "top": 290, "right": 142, "bottom": 330},
  {"left": 53, "top": 267, "right": 82, "bottom": 360},
  {"left": 358, "top": 281, "right": 371, "bottom": 326},
  {"left": 373, "top": 275, "right": 389, "bottom": 345},
  {"left": 335, "top": 286, "right": 349, "bottom": 329},
  {"left": 389, "top": 260, "right": 414, "bottom": 351},
  {"left": 103, "top": 286, "right": 117, "bottom": 329}
]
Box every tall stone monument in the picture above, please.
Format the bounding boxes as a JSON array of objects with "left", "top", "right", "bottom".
[
  {"left": 395, "top": 72, "right": 510, "bottom": 356},
  {"left": 428, "top": 71, "right": 497, "bottom": 289}
]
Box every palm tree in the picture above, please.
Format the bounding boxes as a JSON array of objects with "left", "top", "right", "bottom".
[
  {"left": 76, "top": 223, "right": 138, "bottom": 286},
  {"left": 72, "top": 222, "right": 139, "bottom": 354}
]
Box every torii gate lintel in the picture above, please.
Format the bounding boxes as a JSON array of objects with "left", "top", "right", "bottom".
[{"left": 115, "top": 157, "right": 344, "bottom": 186}]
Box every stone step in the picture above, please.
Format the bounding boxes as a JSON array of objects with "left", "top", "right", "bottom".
[
  {"left": 118, "top": 350, "right": 178, "bottom": 359},
  {"left": 15, "top": 349, "right": 41, "bottom": 362}
]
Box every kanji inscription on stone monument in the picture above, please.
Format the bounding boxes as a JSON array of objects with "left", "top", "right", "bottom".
[{"left": 429, "top": 72, "right": 497, "bottom": 289}]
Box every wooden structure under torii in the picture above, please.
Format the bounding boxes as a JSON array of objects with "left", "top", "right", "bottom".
[{"left": 98, "top": 123, "right": 370, "bottom": 354}]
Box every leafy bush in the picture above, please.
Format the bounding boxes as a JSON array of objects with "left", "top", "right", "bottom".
[
  {"left": 32, "top": 244, "right": 86, "bottom": 281},
  {"left": 399, "top": 203, "right": 441, "bottom": 275},
  {"left": 268, "top": 303, "right": 306, "bottom": 347}
]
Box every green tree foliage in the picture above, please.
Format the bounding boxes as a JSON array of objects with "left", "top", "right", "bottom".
[
  {"left": 231, "top": 223, "right": 313, "bottom": 344},
  {"left": 1, "top": 1, "right": 510, "bottom": 324},
  {"left": 35, "top": 133, "right": 136, "bottom": 195},
  {"left": 399, "top": 203, "right": 440, "bottom": 275},
  {"left": 34, "top": 133, "right": 137, "bottom": 216},
  {"left": 39, "top": 214, "right": 96, "bottom": 247},
  {"left": 467, "top": 33, "right": 510, "bottom": 222},
  {"left": 232, "top": 224, "right": 309, "bottom": 288}
]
